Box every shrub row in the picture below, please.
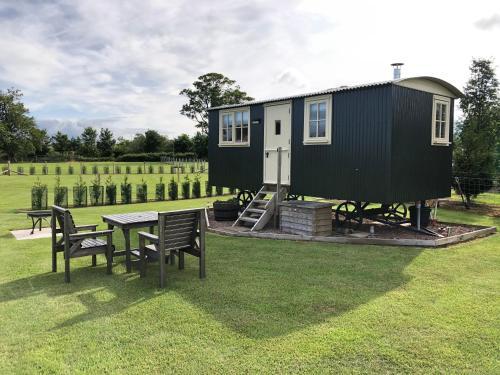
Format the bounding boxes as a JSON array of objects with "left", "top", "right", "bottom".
[
  {"left": 17, "top": 163, "right": 206, "bottom": 175},
  {"left": 31, "top": 177, "right": 224, "bottom": 209},
  {"left": 115, "top": 152, "right": 196, "bottom": 162}
]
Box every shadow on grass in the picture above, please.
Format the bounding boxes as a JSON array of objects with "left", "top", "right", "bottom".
[{"left": 0, "top": 235, "right": 422, "bottom": 339}]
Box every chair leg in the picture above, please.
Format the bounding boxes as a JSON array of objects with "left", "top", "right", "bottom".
[
  {"left": 139, "top": 236, "right": 146, "bottom": 278},
  {"left": 52, "top": 250, "right": 57, "bottom": 272},
  {"left": 106, "top": 245, "right": 112, "bottom": 275},
  {"left": 64, "top": 257, "right": 70, "bottom": 283},
  {"left": 91, "top": 254, "right": 97, "bottom": 267},
  {"left": 199, "top": 253, "right": 205, "bottom": 279},
  {"left": 178, "top": 251, "right": 184, "bottom": 270},
  {"left": 169, "top": 253, "right": 175, "bottom": 266},
  {"left": 159, "top": 250, "right": 166, "bottom": 289}
]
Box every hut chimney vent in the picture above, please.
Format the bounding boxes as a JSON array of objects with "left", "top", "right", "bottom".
[
  {"left": 391, "top": 63, "right": 404, "bottom": 79},
  {"left": 391, "top": 63, "right": 404, "bottom": 80}
]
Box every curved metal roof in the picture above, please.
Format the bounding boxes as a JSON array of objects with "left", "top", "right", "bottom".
[{"left": 208, "top": 76, "right": 463, "bottom": 111}]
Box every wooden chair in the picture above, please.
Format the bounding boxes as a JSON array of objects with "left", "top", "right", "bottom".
[
  {"left": 138, "top": 208, "right": 206, "bottom": 288},
  {"left": 51, "top": 205, "right": 114, "bottom": 283}
]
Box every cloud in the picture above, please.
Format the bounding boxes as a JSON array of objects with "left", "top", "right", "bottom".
[
  {"left": 0, "top": 0, "right": 498, "bottom": 139},
  {"left": 475, "top": 14, "right": 500, "bottom": 30}
]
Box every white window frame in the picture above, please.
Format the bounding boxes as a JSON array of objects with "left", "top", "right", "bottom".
[
  {"left": 431, "top": 95, "right": 451, "bottom": 146},
  {"left": 303, "top": 95, "right": 332, "bottom": 145},
  {"left": 218, "top": 107, "right": 250, "bottom": 147}
]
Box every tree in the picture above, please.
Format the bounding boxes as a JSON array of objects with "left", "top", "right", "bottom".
[
  {"left": 173, "top": 134, "right": 193, "bottom": 154},
  {"left": 144, "top": 130, "right": 166, "bottom": 153},
  {"left": 0, "top": 88, "right": 40, "bottom": 160},
  {"left": 52, "top": 131, "right": 70, "bottom": 154},
  {"left": 68, "top": 137, "right": 81, "bottom": 153},
  {"left": 192, "top": 132, "right": 208, "bottom": 158},
  {"left": 79, "top": 127, "right": 98, "bottom": 157},
  {"left": 454, "top": 58, "right": 500, "bottom": 203},
  {"left": 180, "top": 72, "right": 253, "bottom": 134},
  {"left": 32, "top": 128, "right": 50, "bottom": 157},
  {"left": 97, "top": 128, "right": 116, "bottom": 157}
]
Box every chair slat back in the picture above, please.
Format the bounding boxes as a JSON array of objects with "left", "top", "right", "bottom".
[
  {"left": 159, "top": 209, "right": 202, "bottom": 250},
  {"left": 52, "top": 205, "right": 76, "bottom": 240}
]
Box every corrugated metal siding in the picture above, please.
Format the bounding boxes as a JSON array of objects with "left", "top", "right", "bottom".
[
  {"left": 390, "top": 85, "right": 453, "bottom": 201},
  {"left": 290, "top": 85, "right": 393, "bottom": 202},
  {"left": 208, "top": 106, "right": 264, "bottom": 191}
]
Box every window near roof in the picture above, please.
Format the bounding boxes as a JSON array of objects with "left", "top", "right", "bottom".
[
  {"left": 431, "top": 96, "right": 450, "bottom": 145},
  {"left": 219, "top": 108, "right": 250, "bottom": 146},
  {"left": 303, "top": 95, "right": 332, "bottom": 144}
]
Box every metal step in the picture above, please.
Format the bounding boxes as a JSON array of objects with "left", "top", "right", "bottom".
[
  {"left": 246, "top": 208, "right": 265, "bottom": 214},
  {"left": 238, "top": 216, "right": 258, "bottom": 223}
]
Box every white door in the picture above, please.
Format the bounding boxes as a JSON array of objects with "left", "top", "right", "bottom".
[{"left": 264, "top": 103, "right": 291, "bottom": 185}]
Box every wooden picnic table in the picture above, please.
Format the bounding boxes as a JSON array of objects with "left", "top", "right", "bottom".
[{"left": 102, "top": 211, "right": 158, "bottom": 273}]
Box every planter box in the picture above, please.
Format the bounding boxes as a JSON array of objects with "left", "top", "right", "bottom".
[
  {"left": 213, "top": 201, "right": 239, "bottom": 221},
  {"left": 280, "top": 201, "right": 332, "bottom": 236}
]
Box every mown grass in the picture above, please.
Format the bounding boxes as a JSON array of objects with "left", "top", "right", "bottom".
[{"left": 0, "top": 174, "right": 499, "bottom": 373}]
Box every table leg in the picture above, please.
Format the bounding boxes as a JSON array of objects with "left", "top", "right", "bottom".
[
  {"left": 123, "top": 228, "right": 131, "bottom": 273},
  {"left": 30, "top": 217, "right": 36, "bottom": 235},
  {"left": 39, "top": 217, "right": 42, "bottom": 231}
]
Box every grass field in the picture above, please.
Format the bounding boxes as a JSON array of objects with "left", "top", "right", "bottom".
[{"left": 0, "top": 172, "right": 499, "bottom": 373}]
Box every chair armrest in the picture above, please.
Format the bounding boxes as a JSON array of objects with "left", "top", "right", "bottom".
[
  {"left": 75, "top": 224, "right": 98, "bottom": 232},
  {"left": 138, "top": 231, "right": 159, "bottom": 243},
  {"left": 69, "top": 230, "right": 113, "bottom": 240}
]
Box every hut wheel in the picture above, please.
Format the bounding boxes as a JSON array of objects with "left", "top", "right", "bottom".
[
  {"left": 285, "top": 193, "right": 301, "bottom": 201},
  {"left": 335, "top": 201, "right": 363, "bottom": 229},
  {"left": 236, "top": 190, "right": 254, "bottom": 212},
  {"left": 383, "top": 202, "right": 408, "bottom": 223}
]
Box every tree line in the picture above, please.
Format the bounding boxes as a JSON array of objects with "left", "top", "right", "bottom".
[
  {"left": 0, "top": 72, "right": 253, "bottom": 161},
  {"left": 51, "top": 128, "right": 208, "bottom": 159}
]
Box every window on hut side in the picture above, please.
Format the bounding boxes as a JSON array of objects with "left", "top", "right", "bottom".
[
  {"left": 303, "top": 95, "right": 332, "bottom": 144},
  {"left": 431, "top": 96, "right": 450, "bottom": 145},
  {"left": 219, "top": 108, "right": 250, "bottom": 146}
]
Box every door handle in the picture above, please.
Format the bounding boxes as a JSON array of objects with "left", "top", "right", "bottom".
[{"left": 265, "top": 152, "right": 269, "bottom": 158}]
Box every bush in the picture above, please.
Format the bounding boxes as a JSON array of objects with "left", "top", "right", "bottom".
[
  {"left": 55, "top": 166, "right": 61, "bottom": 175},
  {"left": 115, "top": 165, "right": 121, "bottom": 174},
  {"left": 182, "top": 176, "right": 190, "bottom": 199},
  {"left": 29, "top": 166, "right": 36, "bottom": 175},
  {"left": 205, "top": 183, "right": 212, "bottom": 197},
  {"left": 53, "top": 177, "right": 68, "bottom": 207},
  {"left": 42, "top": 165, "right": 48, "bottom": 175},
  {"left": 200, "top": 164, "right": 205, "bottom": 173},
  {"left": 121, "top": 177, "right": 132, "bottom": 204},
  {"left": 105, "top": 176, "right": 117, "bottom": 205},
  {"left": 89, "top": 175, "right": 104, "bottom": 206},
  {"left": 137, "top": 165, "right": 142, "bottom": 174},
  {"left": 192, "top": 175, "right": 201, "bottom": 198},
  {"left": 136, "top": 180, "right": 148, "bottom": 203},
  {"left": 158, "top": 165, "right": 164, "bottom": 174},
  {"left": 156, "top": 178, "right": 165, "bottom": 201},
  {"left": 168, "top": 178, "right": 178, "bottom": 200},
  {"left": 125, "top": 166, "right": 131, "bottom": 174},
  {"left": 190, "top": 165, "right": 195, "bottom": 173},
  {"left": 229, "top": 187, "right": 236, "bottom": 195},
  {"left": 148, "top": 165, "right": 154, "bottom": 174},
  {"left": 73, "top": 177, "right": 87, "bottom": 207},
  {"left": 92, "top": 165, "right": 99, "bottom": 174},
  {"left": 103, "top": 165, "right": 110, "bottom": 174},
  {"left": 68, "top": 165, "right": 74, "bottom": 175},
  {"left": 81, "top": 165, "right": 87, "bottom": 174},
  {"left": 216, "top": 186, "right": 223, "bottom": 196},
  {"left": 17, "top": 166, "right": 24, "bottom": 174},
  {"left": 31, "top": 178, "right": 48, "bottom": 210}
]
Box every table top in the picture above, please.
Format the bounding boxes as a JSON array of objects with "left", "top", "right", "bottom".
[
  {"left": 27, "top": 210, "right": 52, "bottom": 217},
  {"left": 102, "top": 211, "right": 158, "bottom": 227}
]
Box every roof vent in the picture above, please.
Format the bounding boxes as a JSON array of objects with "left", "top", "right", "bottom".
[{"left": 391, "top": 63, "right": 404, "bottom": 80}]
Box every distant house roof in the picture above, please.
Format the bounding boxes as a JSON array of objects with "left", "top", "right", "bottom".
[{"left": 208, "top": 76, "right": 463, "bottom": 111}]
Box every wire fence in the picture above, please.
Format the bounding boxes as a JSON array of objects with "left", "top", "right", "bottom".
[{"left": 452, "top": 175, "right": 499, "bottom": 208}]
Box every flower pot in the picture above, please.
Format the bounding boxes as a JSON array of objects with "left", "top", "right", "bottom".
[{"left": 213, "top": 201, "right": 239, "bottom": 221}]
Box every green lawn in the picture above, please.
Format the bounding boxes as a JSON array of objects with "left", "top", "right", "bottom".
[{"left": 0, "top": 174, "right": 499, "bottom": 373}]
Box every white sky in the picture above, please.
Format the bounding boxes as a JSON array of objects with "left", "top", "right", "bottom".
[{"left": 0, "top": 0, "right": 499, "bottom": 138}]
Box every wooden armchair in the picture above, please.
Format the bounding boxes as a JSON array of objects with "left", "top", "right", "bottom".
[
  {"left": 51, "top": 205, "right": 114, "bottom": 283},
  {"left": 138, "top": 208, "right": 206, "bottom": 288}
]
